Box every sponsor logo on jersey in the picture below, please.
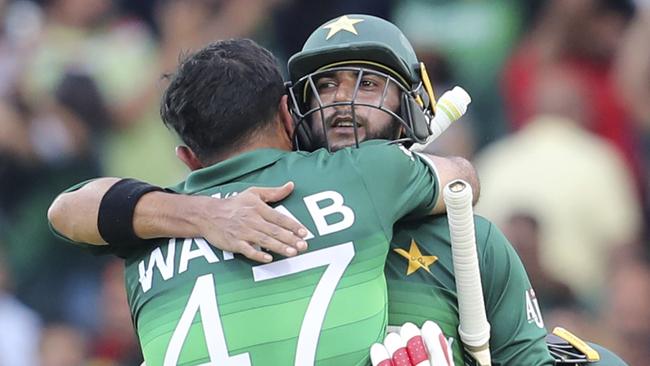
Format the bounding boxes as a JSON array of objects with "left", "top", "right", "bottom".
[
  {"left": 394, "top": 240, "right": 438, "bottom": 275},
  {"left": 525, "top": 288, "right": 544, "bottom": 328}
]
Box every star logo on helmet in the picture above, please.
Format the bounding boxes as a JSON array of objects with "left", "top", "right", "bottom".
[{"left": 323, "top": 15, "right": 364, "bottom": 40}]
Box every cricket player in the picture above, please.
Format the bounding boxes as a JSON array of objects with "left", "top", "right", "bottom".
[
  {"left": 284, "top": 15, "right": 552, "bottom": 365},
  {"left": 285, "top": 15, "right": 623, "bottom": 365},
  {"left": 287, "top": 15, "right": 623, "bottom": 365},
  {"left": 48, "top": 38, "right": 477, "bottom": 365}
]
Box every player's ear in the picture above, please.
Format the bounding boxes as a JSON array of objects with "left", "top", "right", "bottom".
[
  {"left": 175, "top": 145, "right": 203, "bottom": 171},
  {"left": 278, "top": 94, "right": 295, "bottom": 138}
]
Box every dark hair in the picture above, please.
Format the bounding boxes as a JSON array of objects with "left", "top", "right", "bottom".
[{"left": 161, "top": 39, "right": 285, "bottom": 161}]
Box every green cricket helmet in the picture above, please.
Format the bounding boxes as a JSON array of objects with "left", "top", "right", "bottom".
[{"left": 287, "top": 14, "right": 437, "bottom": 151}]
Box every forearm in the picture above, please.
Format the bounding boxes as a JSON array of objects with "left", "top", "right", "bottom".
[
  {"left": 49, "top": 178, "right": 308, "bottom": 262},
  {"left": 48, "top": 178, "right": 120, "bottom": 245},
  {"left": 48, "top": 178, "right": 206, "bottom": 245},
  {"left": 133, "top": 191, "right": 209, "bottom": 240}
]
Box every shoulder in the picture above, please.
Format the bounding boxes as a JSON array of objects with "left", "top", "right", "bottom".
[
  {"left": 396, "top": 215, "right": 499, "bottom": 246},
  {"left": 319, "top": 140, "right": 417, "bottom": 164},
  {"left": 472, "top": 215, "right": 510, "bottom": 254},
  {"left": 348, "top": 140, "right": 417, "bottom": 162},
  {"left": 471, "top": 216, "right": 531, "bottom": 278},
  {"left": 292, "top": 141, "right": 425, "bottom": 179},
  {"left": 473, "top": 214, "right": 498, "bottom": 238},
  {"left": 394, "top": 215, "right": 513, "bottom": 265}
]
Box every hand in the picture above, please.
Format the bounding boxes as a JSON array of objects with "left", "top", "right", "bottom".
[
  {"left": 196, "top": 182, "right": 309, "bottom": 263},
  {"left": 371, "top": 321, "right": 455, "bottom": 366}
]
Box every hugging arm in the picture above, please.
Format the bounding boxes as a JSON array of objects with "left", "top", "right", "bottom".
[{"left": 48, "top": 178, "right": 308, "bottom": 263}]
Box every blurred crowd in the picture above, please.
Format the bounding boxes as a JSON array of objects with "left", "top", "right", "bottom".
[{"left": 0, "top": 0, "right": 648, "bottom": 365}]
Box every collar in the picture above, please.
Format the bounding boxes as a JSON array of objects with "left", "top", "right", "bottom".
[{"left": 175, "top": 148, "right": 288, "bottom": 193}]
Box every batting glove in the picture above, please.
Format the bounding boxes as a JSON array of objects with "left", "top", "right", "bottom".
[{"left": 370, "top": 321, "right": 455, "bottom": 366}]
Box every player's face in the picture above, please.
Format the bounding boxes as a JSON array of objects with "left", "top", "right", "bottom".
[{"left": 308, "top": 69, "right": 402, "bottom": 151}]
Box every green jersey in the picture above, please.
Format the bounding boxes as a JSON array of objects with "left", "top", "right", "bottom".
[
  {"left": 61, "top": 141, "right": 439, "bottom": 366},
  {"left": 386, "top": 215, "right": 554, "bottom": 366}
]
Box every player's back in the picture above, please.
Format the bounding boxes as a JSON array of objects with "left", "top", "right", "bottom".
[{"left": 126, "top": 142, "right": 438, "bottom": 366}]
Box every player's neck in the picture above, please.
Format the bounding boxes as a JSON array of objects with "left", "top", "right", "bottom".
[
  {"left": 223, "top": 140, "right": 290, "bottom": 161},
  {"left": 206, "top": 120, "right": 294, "bottom": 164}
]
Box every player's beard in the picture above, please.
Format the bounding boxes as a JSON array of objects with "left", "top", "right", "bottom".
[{"left": 309, "top": 111, "right": 402, "bottom": 152}]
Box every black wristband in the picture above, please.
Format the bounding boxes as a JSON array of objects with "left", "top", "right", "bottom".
[{"left": 97, "top": 178, "right": 164, "bottom": 247}]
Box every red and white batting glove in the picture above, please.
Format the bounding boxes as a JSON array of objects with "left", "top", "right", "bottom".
[{"left": 370, "top": 321, "right": 455, "bottom": 366}]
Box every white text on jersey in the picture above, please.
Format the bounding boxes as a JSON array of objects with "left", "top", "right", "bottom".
[{"left": 137, "top": 190, "right": 356, "bottom": 293}]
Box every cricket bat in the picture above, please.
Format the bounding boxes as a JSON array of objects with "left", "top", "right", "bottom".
[
  {"left": 443, "top": 180, "right": 491, "bottom": 366},
  {"left": 410, "top": 86, "right": 471, "bottom": 152}
]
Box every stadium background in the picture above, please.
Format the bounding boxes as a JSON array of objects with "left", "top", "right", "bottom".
[{"left": 0, "top": 0, "right": 648, "bottom": 365}]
